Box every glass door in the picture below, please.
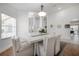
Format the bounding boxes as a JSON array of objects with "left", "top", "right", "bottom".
[{"left": 70, "top": 25, "right": 79, "bottom": 40}]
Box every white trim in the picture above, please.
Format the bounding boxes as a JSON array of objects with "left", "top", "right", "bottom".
[{"left": 1, "top": 37, "right": 11, "bottom": 40}]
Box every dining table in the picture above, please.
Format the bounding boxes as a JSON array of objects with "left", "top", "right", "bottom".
[
  {"left": 26, "top": 33, "right": 55, "bottom": 56},
  {"left": 20, "top": 33, "right": 58, "bottom": 56}
]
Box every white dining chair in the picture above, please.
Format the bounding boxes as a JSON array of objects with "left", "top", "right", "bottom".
[
  {"left": 11, "top": 37, "right": 33, "bottom": 56},
  {"left": 38, "top": 36, "right": 56, "bottom": 56},
  {"left": 54, "top": 35, "right": 61, "bottom": 55}
]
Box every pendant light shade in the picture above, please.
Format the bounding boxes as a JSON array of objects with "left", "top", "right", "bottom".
[
  {"left": 38, "top": 5, "right": 46, "bottom": 16},
  {"left": 38, "top": 11, "right": 46, "bottom": 16}
]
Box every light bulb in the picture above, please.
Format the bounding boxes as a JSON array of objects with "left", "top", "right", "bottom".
[{"left": 38, "top": 11, "right": 46, "bottom": 16}]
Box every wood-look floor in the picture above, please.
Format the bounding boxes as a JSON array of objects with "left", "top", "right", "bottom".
[
  {"left": 0, "top": 44, "right": 79, "bottom": 56},
  {"left": 64, "top": 43, "right": 79, "bottom": 56},
  {"left": 0, "top": 47, "right": 13, "bottom": 56}
]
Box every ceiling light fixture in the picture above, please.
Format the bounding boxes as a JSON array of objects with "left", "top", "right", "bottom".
[{"left": 38, "top": 5, "right": 46, "bottom": 16}]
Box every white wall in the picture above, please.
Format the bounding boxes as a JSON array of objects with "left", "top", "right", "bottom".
[
  {"left": 0, "top": 12, "right": 1, "bottom": 38},
  {"left": 0, "top": 4, "right": 17, "bottom": 53},
  {"left": 0, "top": 38, "right": 12, "bottom": 53},
  {"left": 47, "top": 6, "right": 79, "bottom": 39}
]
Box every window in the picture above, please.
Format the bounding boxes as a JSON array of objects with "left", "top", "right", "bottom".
[
  {"left": 28, "top": 12, "right": 47, "bottom": 33},
  {"left": 1, "top": 13, "right": 16, "bottom": 38}
]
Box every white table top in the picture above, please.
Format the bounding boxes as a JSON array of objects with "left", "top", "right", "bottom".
[
  {"left": 20, "top": 33, "right": 79, "bottom": 45},
  {"left": 20, "top": 34, "right": 57, "bottom": 44},
  {"left": 60, "top": 38, "right": 79, "bottom": 45}
]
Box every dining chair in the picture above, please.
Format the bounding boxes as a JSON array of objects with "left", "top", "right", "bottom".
[
  {"left": 54, "top": 35, "right": 61, "bottom": 55},
  {"left": 38, "top": 36, "right": 56, "bottom": 56},
  {"left": 11, "top": 37, "right": 33, "bottom": 56}
]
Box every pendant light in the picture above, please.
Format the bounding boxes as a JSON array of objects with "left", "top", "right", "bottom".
[{"left": 38, "top": 5, "right": 46, "bottom": 16}]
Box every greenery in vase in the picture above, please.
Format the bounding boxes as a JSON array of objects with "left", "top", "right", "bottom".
[{"left": 39, "top": 26, "right": 47, "bottom": 33}]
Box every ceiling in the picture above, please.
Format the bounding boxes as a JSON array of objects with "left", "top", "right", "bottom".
[{"left": 3, "top": 3, "right": 79, "bottom": 14}]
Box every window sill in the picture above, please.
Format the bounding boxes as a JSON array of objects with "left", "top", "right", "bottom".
[{"left": 1, "top": 37, "right": 11, "bottom": 40}]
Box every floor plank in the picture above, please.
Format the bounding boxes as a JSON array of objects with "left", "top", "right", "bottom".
[
  {"left": 64, "top": 43, "right": 79, "bottom": 56},
  {"left": 0, "top": 47, "right": 13, "bottom": 56}
]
